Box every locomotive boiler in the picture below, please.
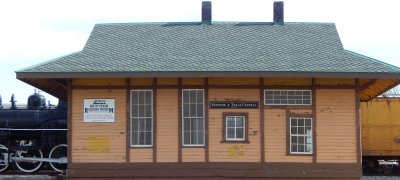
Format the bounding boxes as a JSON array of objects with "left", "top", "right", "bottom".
[{"left": 0, "top": 92, "right": 67, "bottom": 173}]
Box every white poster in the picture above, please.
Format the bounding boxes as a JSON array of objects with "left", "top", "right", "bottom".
[{"left": 83, "top": 99, "right": 115, "bottom": 122}]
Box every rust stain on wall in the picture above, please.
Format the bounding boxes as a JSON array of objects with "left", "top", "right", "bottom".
[
  {"left": 227, "top": 145, "right": 244, "bottom": 158},
  {"left": 88, "top": 136, "right": 110, "bottom": 153}
]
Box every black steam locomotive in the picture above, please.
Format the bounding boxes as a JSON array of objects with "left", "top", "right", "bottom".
[{"left": 0, "top": 92, "right": 67, "bottom": 173}]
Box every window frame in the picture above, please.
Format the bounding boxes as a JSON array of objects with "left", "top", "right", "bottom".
[
  {"left": 130, "top": 89, "right": 153, "bottom": 148},
  {"left": 222, "top": 112, "right": 249, "bottom": 143},
  {"left": 264, "top": 89, "right": 312, "bottom": 106},
  {"left": 182, "top": 89, "right": 205, "bottom": 147},
  {"left": 289, "top": 117, "right": 313, "bottom": 155}
]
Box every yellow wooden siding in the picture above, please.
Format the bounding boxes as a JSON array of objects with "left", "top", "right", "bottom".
[
  {"left": 156, "top": 78, "right": 178, "bottom": 85},
  {"left": 316, "top": 78, "right": 354, "bottom": 86},
  {"left": 264, "top": 78, "right": 311, "bottom": 86},
  {"left": 130, "top": 149, "right": 153, "bottom": 162},
  {"left": 361, "top": 98, "right": 400, "bottom": 156},
  {"left": 208, "top": 89, "right": 260, "bottom": 162},
  {"left": 264, "top": 109, "right": 313, "bottom": 162},
  {"left": 316, "top": 89, "right": 357, "bottom": 163},
  {"left": 71, "top": 89, "right": 126, "bottom": 163},
  {"left": 208, "top": 78, "right": 259, "bottom": 85},
  {"left": 182, "top": 148, "right": 205, "bottom": 162},
  {"left": 182, "top": 78, "right": 204, "bottom": 85},
  {"left": 72, "top": 78, "right": 126, "bottom": 86},
  {"left": 156, "top": 89, "right": 179, "bottom": 162}
]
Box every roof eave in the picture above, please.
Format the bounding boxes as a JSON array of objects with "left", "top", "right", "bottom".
[{"left": 16, "top": 71, "right": 400, "bottom": 79}]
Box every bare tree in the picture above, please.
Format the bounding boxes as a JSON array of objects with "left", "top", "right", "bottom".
[{"left": 382, "top": 85, "right": 400, "bottom": 97}]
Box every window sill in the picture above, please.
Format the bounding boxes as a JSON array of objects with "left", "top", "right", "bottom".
[
  {"left": 130, "top": 146, "right": 153, "bottom": 149},
  {"left": 182, "top": 146, "right": 205, "bottom": 148},
  {"left": 287, "top": 153, "right": 313, "bottom": 156},
  {"left": 220, "top": 140, "right": 250, "bottom": 144},
  {"left": 265, "top": 105, "right": 312, "bottom": 109}
]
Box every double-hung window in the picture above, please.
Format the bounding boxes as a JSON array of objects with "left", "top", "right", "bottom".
[
  {"left": 290, "top": 117, "right": 312, "bottom": 154},
  {"left": 182, "top": 89, "right": 204, "bottom": 146},
  {"left": 130, "top": 90, "right": 153, "bottom": 147}
]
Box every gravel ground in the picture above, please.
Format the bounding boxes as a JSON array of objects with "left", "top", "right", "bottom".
[
  {"left": 362, "top": 176, "right": 400, "bottom": 180},
  {"left": 0, "top": 175, "right": 398, "bottom": 180}
]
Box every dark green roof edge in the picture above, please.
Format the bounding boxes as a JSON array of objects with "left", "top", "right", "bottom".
[
  {"left": 15, "top": 51, "right": 82, "bottom": 73},
  {"left": 16, "top": 71, "right": 400, "bottom": 79},
  {"left": 344, "top": 49, "right": 400, "bottom": 71}
]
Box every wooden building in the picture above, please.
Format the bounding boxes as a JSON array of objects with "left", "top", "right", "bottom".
[{"left": 15, "top": 2, "right": 400, "bottom": 179}]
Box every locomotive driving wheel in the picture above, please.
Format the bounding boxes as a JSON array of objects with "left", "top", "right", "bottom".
[
  {"left": 0, "top": 144, "right": 9, "bottom": 172},
  {"left": 15, "top": 148, "right": 43, "bottom": 173},
  {"left": 49, "top": 144, "right": 67, "bottom": 172}
]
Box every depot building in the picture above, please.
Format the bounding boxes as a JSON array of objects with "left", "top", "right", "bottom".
[{"left": 16, "top": 2, "right": 400, "bottom": 179}]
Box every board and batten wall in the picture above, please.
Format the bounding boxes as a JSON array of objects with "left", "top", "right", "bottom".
[{"left": 69, "top": 77, "right": 358, "bottom": 164}]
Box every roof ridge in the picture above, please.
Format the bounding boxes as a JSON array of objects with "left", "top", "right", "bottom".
[
  {"left": 94, "top": 21, "right": 335, "bottom": 26},
  {"left": 344, "top": 50, "right": 400, "bottom": 71},
  {"left": 16, "top": 51, "right": 82, "bottom": 73}
]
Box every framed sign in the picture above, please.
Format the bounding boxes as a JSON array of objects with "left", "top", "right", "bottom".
[
  {"left": 209, "top": 101, "right": 259, "bottom": 109},
  {"left": 83, "top": 99, "right": 115, "bottom": 122}
]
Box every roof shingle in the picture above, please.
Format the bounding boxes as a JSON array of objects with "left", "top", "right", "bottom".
[{"left": 17, "top": 22, "right": 400, "bottom": 75}]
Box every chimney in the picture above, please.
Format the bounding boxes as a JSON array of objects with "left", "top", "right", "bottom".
[
  {"left": 273, "top": 1, "right": 284, "bottom": 24},
  {"left": 202, "top": 1, "right": 212, "bottom": 24}
]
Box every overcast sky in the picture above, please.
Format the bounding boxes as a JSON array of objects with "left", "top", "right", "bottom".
[{"left": 0, "top": 0, "right": 399, "bottom": 105}]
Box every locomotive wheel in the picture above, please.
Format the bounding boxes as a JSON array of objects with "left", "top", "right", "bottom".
[
  {"left": 15, "top": 149, "right": 43, "bottom": 173},
  {"left": 49, "top": 144, "right": 67, "bottom": 172},
  {"left": 0, "top": 144, "right": 9, "bottom": 172}
]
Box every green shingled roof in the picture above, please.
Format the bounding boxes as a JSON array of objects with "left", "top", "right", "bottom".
[{"left": 17, "top": 22, "right": 400, "bottom": 76}]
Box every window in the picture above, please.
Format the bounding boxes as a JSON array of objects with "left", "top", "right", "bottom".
[
  {"left": 182, "top": 89, "right": 204, "bottom": 146},
  {"left": 222, "top": 112, "right": 249, "bottom": 143},
  {"left": 264, "top": 90, "right": 311, "bottom": 105},
  {"left": 290, "top": 117, "right": 312, "bottom": 154},
  {"left": 226, "top": 116, "right": 245, "bottom": 141},
  {"left": 130, "top": 90, "right": 153, "bottom": 147}
]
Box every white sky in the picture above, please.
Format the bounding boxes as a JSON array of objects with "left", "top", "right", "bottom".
[{"left": 0, "top": 0, "right": 399, "bottom": 105}]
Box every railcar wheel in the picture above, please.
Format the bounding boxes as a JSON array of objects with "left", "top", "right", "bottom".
[
  {"left": 15, "top": 149, "right": 43, "bottom": 173},
  {"left": 49, "top": 144, "right": 67, "bottom": 172},
  {"left": 0, "top": 144, "right": 9, "bottom": 172}
]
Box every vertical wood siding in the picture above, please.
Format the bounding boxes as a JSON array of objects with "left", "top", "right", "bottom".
[
  {"left": 71, "top": 89, "right": 126, "bottom": 163},
  {"left": 316, "top": 89, "right": 357, "bottom": 163},
  {"left": 156, "top": 89, "right": 179, "bottom": 162},
  {"left": 208, "top": 89, "right": 260, "bottom": 162},
  {"left": 361, "top": 98, "right": 400, "bottom": 156},
  {"left": 208, "top": 78, "right": 259, "bottom": 85},
  {"left": 72, "top": 78, "right": 126, "bottom": 86},
  {"left": 316, "top": 79, "right": 355, "bottom": 86},
  {"left": 264, "top": 78, "right": 312, "bottom": 86},
  {"left": 182, "top": 78, "right": 204, "bottom": 85},
  {"left": 264, "top": 109, "right": 312, "bottom": 162},
  {"left": 156, "top": 78, "right": 178, "bottom": 85},
  {"left": 130, "top": 78, "right": 153, "bottom": 85}
]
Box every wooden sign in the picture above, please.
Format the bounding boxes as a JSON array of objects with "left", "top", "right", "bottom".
[{"left": 209, "top": 101, "right": 259, "bottom": 109}]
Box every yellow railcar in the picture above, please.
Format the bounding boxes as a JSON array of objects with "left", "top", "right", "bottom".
[{"left": 361, "top": 97, "right": 400, "bottom": 173}]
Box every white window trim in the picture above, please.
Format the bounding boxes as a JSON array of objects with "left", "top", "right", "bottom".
[
  {"left": 182, "top": 89, "right": 205, "bottom": 147},
  {"left": 289, "top": 117, "right": 313, "bottom": 155},
  {"left": 130, "top": 90, "right": 153, "bottom": 148},
  {"left": 225, "top": 116, "right": 245, "bottom": 141},
  {"left": 264, "top": 89, "right": 312, "bottom": 105}
]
